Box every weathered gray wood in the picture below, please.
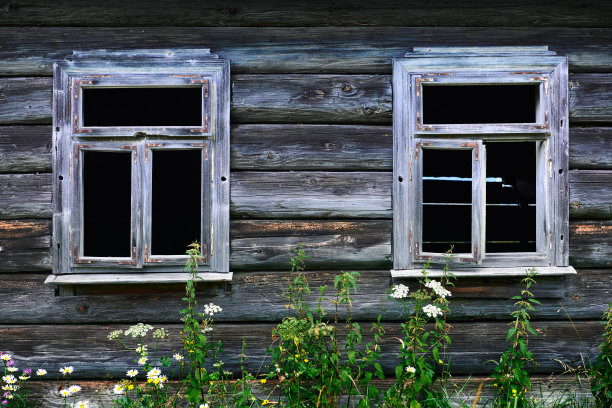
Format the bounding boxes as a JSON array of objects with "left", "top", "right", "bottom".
[
  {"left": 570, "top": 127, "right": 612, "bottom": 169},
  {"left": 0, "top": 219, "right": 51, "bottom": 271},
  {"left": 569, "top": 221, "right": 612, "bottom": 268},
  {"left": 3, "top": 125, "right": 611, "bottom": 174},
  {"left": 0, "top": 173, "right": 52, "bottom": 219},
  {"left": 1, "top": 74, "right": 610, "bottom": 125},
  {"left": 0, "top": 267, "right": 610, "bottom": 324},
  {"left": 1, "top": 171, "right": 610, "bottom": 220},
  {"left": 569, "top": 74, "right": 612, "bottom": 123},
  {"left": 1, "top": 0, "right": 610, "bottom": 27},
  {"left": 0, "top": 320, "right": 602, "bottom": 377},
  {"left": 569, "top": 170, "right": 612, "bottom": 219},
  {"left": 1, "top": 27, "right": 611, "bottom": 76}
]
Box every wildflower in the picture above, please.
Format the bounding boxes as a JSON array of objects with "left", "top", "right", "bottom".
[
  {"left": 22, "top": 369, "right": 31, "bottom": 375},
  {"left": 6, "top": 368, "right": 17, "bottom": 373},
  {"left": 126, "top": 369, "right": 138, "bottom": 378},
  {"left": 76, "top": 401, "right": 90, "bottom": 408},
  {"left": 438, "top": 359, "right": 443, "bottom": 364},
  {"left": 422, "top": 304, "right": 443, "bottom": 318},
  {"left": 0, "top": 354, "right": 10, "bottom": 362},
  {"left": 60, "top": 366, "right": 74, "bottom": 375},
  {"left": 5, "top": 395, "right": 12, "bottom": 400},
  {"left": 147, "top": 367, "right": 162, "bottom": 378},
  {"left": 173, "top": 353, "right": 183, "bottom": 361},
  {"left": 107, "top": 330, "right": 122, "bottom": 340},
  {"left": 127, "top": 384, "right": 134, "bottom": 390},
  {"left": 137, "top": 356, "right": 147, "bottom": 366},
  {"left": 68, "top": 385, "right": 82, "bottom": 395},
  {"left": 200, "top": 403, "right": 210, "bottom": 408},
  {"left": 390, "top": 284, "right": 409, "bottom": 299},
  {"left": 1, "top": 376, "right": 16, "bottom": 385},
  {"left": 135, "top": 345, "right": 148, "bottom": 354},
  {"left": 59, "top": 389, "right": 72, "bottom": 397},
  {"left": 18, "top": 375, "right": 29, "bottom": 381},
  {"left": 124, "top": 323, "right": 154, "bottom": 338},
  {"left": 425, "top": 279, "right": 452, "bottom": 298},
  {"left": 201, "top": 326, "right": 213, "bottom": 333},
  {"left": 159, "top": 375, "right": 168, "bottom": 384},
  {"left": 203, "top": 303, "right": 222, "bottom": 316},
  {"left": 304, "top": 358, "right": 309, "bottom": 363},
  {"left": 262, "top": 400, "right": 270, "bottom": 405},
  {"left": 260, "top": 378, "right": 267, "bottom": 384},
  {"left": 113, "top": 384, "right": 125, "bottom": 394},
  {"left": 152, "top": 328, "right": 169, "bottom": 339},
  {"left": 36, "top": 369, "right": 47, "bottom": 376},
  {"left": 405, "top": 366, "right": 416, "bottom": 373}
]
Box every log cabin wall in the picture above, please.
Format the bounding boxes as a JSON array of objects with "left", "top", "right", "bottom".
[{"left": 0, "top": 0, "right": 611, "bottom": 400}]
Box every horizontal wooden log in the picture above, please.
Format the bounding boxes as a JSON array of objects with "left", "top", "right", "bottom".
[
  {"left": 569, "top": 221, "right": 612, "bottom": 268},
  {"left": 0, "top": 219, "right": 51, "bottom": 271},
  {"left": 569, "top": 127, "right": 612, "bottom": 169},
  {"left": 0, "top": 173, "right": 52, "bottom": 219},
  {"left": 569, "top": 170, "right": 612, "bottom": 219},
  {"left": 0, "top": 321, "right": 602, "bottom": 377},
  {"left": 1, "top": 0, "right": 610, "bottom": 27},
  {"left": 1, "top": 74, "right": 610, "bottom": 125},
  {"left": 16, "top": 376, "right": 596, "bottom": 408},
  {"left": 0, "top": 267, "right": 609, "bottom": 324},
  {"left": 2, "top": 27, "right": 611, "bottom": 75},
  {"left": 5, "top": 124, "right": 610, "bottom": 174}
]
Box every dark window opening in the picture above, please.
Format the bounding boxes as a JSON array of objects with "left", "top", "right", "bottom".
[
  {"left": 485, "top": 142, "right": 536, "bottom": 252},
  {"left": 422, "top": 148, "right": 472, "bottom": 253},
  {"left": 422, "top": 84, "right": 539, "bottom": 124},
  {"left": 82, "top": 87, "right": 202, "bottom": 127},
  {"left": 152, "top": 150, "right": 202, "bottom": 255},
  {"left": 83, "top": 151, "right": 132, "bottom": 257}
]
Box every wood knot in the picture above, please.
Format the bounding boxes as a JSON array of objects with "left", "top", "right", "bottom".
[
  {"left": 572, "top": 294, "right": 580, "bottom": 301},
  {"left": 342, "top": 85, "right": 352, "bottom": 92},
  {"left": 570, "top": 201, "right": 580, "bottom": 209},
  {"left": 77, "top": 304, "right": 90, "bottom": 314},
  {"left": 362, "top": 107, "right": 375, "bottom": 115}
]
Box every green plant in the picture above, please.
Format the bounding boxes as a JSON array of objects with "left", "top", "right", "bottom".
[
  {"left": 590, "top": 302, "right": 612, "bottom": 407},
  {"left": 383, "top": 258, "right": 454, "bottom": 408},
  {"left": 490, "top": 268, "right": 540, "bottom": 408},
  {"left": 266, "top": 246, "right": 384, "bottom": 407}
]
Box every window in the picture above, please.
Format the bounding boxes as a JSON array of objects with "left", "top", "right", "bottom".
[
  {"left": 48, "top": 49, "right": 231, "bottom": 287},
  {"left": 392, "top": 47, "right": 575, "bottom": 277}
]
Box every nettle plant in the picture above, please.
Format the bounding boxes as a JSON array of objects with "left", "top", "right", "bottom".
[
  {"left": 265, "top": 246, "right": 384, "bottom": 408},
  {"left": 491, "top": 269, "right": 540, "bottom": 408},
  {"left": 590, "top": 302, "right": 612, "bottom": 407},
  {"left": 383, "top": 260, "right": 454, "bottom": 408}
]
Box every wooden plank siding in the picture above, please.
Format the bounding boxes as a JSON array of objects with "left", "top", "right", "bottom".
[
  {"left": 0, "top": 321, "right": 603, "bottom": 377},
  {"left": 1, "top": 28, "right": 611, "bottom": 75},
  {"left": 1, "top": 0, "right": 611, "bottom": 27},
  {"left": 0, "top": 7, "right": 610, "bottom": 398},
  {"left": 1, "top": 125, "right": 612, "bottom": 174},
  {"left": 2, "top": 74, "right": 612, "bottom": 125}
]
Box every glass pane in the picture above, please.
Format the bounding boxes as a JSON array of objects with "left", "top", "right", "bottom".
[
  {"left": 152, "top": 150, "right": 202, "bottom": 255},
  {"left": 83, "top": 87, "right": 202, "bottom": 127},
  {"left": 421, "top": 148, "right": 472, "bottom": 254},
  {"left": 422, "top": 84, "right": 539, "bottom": 124},
  {"left": 83, "top": 151, "right": 132, "bottom": 257},
  {"left": 485, "top": 142, "right": 536, "bottom": 252}
]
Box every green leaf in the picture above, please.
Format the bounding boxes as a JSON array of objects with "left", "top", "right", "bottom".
[
  {"left": 506, "top": 327, "right": 517, "bottom": 341},
  {"left": 410, "top": 400, "right": 421, "bottom": 408}
]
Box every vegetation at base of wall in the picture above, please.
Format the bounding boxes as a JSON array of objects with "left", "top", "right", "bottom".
[{"left": 0, "top": 247, "right": 608, "bottom": 407}]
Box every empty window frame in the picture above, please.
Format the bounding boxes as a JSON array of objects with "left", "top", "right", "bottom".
[
  {"left": 392, "top": 47, "right": 574, "bottom": 276},
  {"left": 51, "top": 49, "right": 230, "bottom": 282}
]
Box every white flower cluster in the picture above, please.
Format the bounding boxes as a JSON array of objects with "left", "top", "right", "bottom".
[
  {"left": 203, "top": 303, "right": 222, "bottom": 316},
  {"left": 2, "top": 375, "right": 16, "bottom": 385},
  {"left": 146, "top": 367, "right": 167, "bottom": 388},
  {"left": 76, "top": 401, "right": 90, "bottom": 408},
  {"left": 390, "top": 284, "right": 409, "bottom": 299},
  {"left": 422, "top": 304, "right": 443, "bottom": 318},
  {"left": 125, "top": 323, "right": 154, "bottom": 338},
  {"left": 152, "top": 328, "right": 169, "bottom": 339},
  {"left": 59, "top": 385, "right": 81, "bottom": 397},
  {"left": 425, "top": 280, "right": 452, "bottom": 299},
  {"left": 108, "top": 330, "right": 123, "bottom": 340},
  {"left": 0, "top": 353, "right": 11, "bottom": 361}
]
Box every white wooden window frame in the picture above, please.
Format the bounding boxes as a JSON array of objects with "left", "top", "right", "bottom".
[
  {"left": 392, "top": 47, "right": 576, "bottom": 278},
  {"left": 48, "top": 49, "right": 232, "bottom": 288}
]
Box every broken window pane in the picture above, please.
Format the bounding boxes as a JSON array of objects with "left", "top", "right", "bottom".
[
  {"left": 151, "top": 150, "right": 202, "bottom": 255},
  {"left": 422, "top": 84, "right": 539, "bottom": 124},
  {"left": 83, "top": 151, "right": 132, "bottom": 257},
  {"left": 82, "top": 87, "right": 202, "bottom": 127},
  {"left": 421, "top": 148, "right": 472, "bottom": 253},
  {"left": 485, "top": 142, "right": 536, "bottom": 252}
]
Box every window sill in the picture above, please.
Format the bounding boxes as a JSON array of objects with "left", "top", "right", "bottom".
[
  {"left": 391, "top": 266, "right": 576, "bottom": 279},
  {"left": 44, "top": 272, "right": 233, "bottom": 285}
]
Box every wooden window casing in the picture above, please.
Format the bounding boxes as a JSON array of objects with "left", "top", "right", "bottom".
[
  {"left": 49, "top": 49, "right": 231, "bottom": 287},
  {"left": 392, "top": 47, "right": 575, "bottom": 278}
]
